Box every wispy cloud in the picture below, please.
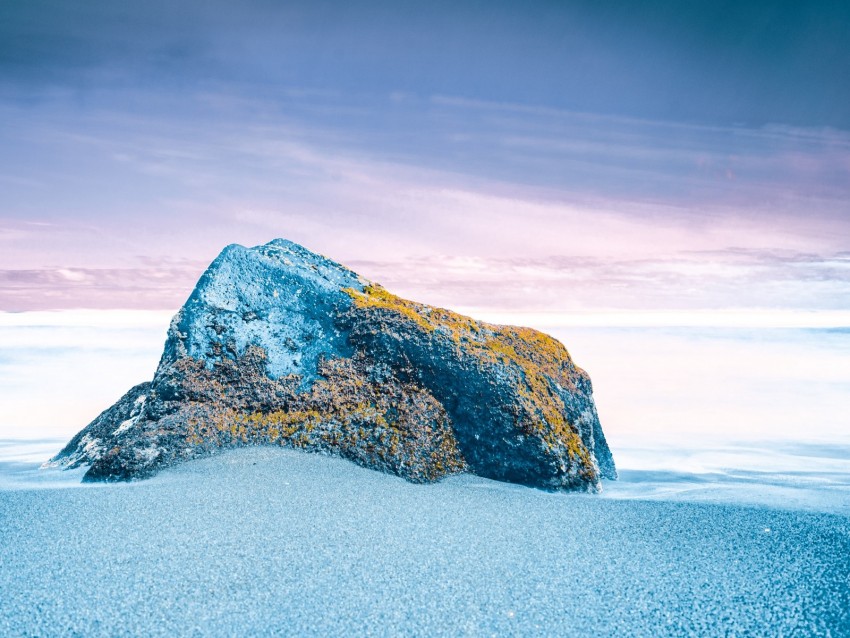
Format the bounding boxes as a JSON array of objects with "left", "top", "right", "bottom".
[
  {"left": 0, "top": 264, "right": 206, "bottom": 311},
  {"left": 348, "top": 250, "right": 850, "bottom": 312},
  {"left": 1, "top": 87, "right": 848, "bottom": 311}
]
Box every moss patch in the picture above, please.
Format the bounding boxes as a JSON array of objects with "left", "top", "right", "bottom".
[
  {"left": 176, "top": 348, "right": 466, "bottom": 483},
  {"left": 345, "top": 283, "right": 595, "bottom": 482}
]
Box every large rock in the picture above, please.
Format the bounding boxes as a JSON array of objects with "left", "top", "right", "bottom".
[{"left": 50, "top": 239, "right": 616, "bottom": 491}]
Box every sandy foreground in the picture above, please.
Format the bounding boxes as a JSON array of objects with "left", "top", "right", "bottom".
[{"left": 1, "top": 446, "right": 848, "bottom": 637}]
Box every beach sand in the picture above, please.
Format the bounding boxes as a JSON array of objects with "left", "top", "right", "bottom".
[{"left": 1, "top": 447, "right": 848, "bottom": 637}]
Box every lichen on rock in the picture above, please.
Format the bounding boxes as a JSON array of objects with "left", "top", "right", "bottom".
[{"left": 50, "top": 239, "right": 616, "bottom": 491}]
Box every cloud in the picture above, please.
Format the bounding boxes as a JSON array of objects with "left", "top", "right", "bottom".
[
  {"left": 1, "top": 85, "right": 849, "bottom": 311},
  {"left": 348, "top": 250, "right": 850, "bottom": 312},
  {"left": 4, "top": 0, "right": 850, "bottom": 129},
  {"left": 0, "top": 264, "right": 206, "bottom": 311}
]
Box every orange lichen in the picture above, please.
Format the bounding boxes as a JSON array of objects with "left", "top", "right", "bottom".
[
  {"left": 345, "top": 282, "right": 594, "bottom": 479},
  {"left": 177, "top": 282, "right": 595, "bottom": 486},
  {"left": 344, "top": 285, "right": 435, "bottom": 333},
  {"left": 180, "top": 351, "right": 466, "bottom": 483}
]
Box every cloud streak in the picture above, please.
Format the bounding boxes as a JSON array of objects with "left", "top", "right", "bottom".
[
  {"left": 349, "top": 250, "right": 850, "bottom": 313},
  {"left": 0, "top": 264, "right": 205, "bottom": 311},
  {"left": 1, "top": 81, "right": 848, "bottom": 311},
  {"left": 3, "top": 246, "right": 848, "bottom": 314}
]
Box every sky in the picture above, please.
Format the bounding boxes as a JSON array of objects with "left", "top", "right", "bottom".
[
  {"left": 1, "top": 2, "right": 849, "bottom": 453},
  {"left": 1, "top": 0, "right": 849, "bottom": 313}
]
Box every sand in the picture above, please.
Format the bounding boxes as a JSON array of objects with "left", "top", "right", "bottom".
[{"left": 1, "top": 447, "right": 848, "bottom": 637}]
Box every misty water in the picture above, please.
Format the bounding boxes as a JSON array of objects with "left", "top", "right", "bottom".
[{"left": 0, "top": 312, "right": 848, "bottom": 515}]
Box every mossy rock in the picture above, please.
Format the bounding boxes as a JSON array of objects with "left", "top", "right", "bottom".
[{"left": 51, "top": 239, "right": 616, "bottom": 491}]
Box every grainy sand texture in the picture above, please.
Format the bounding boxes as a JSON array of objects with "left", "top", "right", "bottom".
[{"left": 1, "top": 447, "right": 848, "bottom": 637}]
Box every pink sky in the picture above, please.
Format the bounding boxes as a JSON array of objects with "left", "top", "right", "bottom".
[
  {"left": 2, "top": 93, "right": 849, "bottom": 313},
  {"left": 3, "top": 2, "right": 850, "bottom": 313}
]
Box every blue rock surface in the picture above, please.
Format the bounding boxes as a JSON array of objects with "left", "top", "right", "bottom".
[{"left": 163, "top": 239, "right": 363, "bottom": 384}]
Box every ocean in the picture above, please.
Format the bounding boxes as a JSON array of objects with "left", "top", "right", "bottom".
[{"left": 2, "top": 310, "right": 847, "bottom": 513}]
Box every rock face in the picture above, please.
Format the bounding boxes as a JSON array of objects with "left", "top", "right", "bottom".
[{"left": 50, "top": 239, "right": 616, "bottom": 491}]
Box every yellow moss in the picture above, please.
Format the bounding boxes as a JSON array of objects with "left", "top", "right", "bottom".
[
  {"left": 344, "top": 285, "right": 435, "bottom": 333},
  {"left": 345, "top": 282, "right": 593, "bottom": 475}
]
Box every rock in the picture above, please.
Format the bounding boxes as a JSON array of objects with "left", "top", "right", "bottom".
[
  {"left": 50, "top": 239, "right": 616, "bottom": 491},
  {"left": 45, "top": 382, "right": 150, "bottom": 471}
]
